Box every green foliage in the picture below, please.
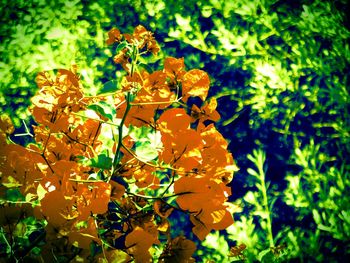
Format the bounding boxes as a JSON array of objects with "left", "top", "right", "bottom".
[
  {"left": 282, "top": 140, "right": 350, "bottom": 259},
  {"left": 0, "top": 0, "right": 111, "bottom": 126}
]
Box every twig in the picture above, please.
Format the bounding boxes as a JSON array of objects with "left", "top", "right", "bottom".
[{"left": 72, "top": 112, "right": 119, "bottom": 127}]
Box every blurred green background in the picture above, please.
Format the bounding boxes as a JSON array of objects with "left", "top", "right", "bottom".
[{"left": 1, "top": 0, "right": 350, "bottom": 261}]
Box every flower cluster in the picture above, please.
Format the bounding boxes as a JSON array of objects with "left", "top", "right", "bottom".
[{"left": 0, "top": 25, "right": 238, "bottom": 262}]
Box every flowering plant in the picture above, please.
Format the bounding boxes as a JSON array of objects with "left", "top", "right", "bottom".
[{"left": 0, "top": 25, "right": 237, "bottom": 262}]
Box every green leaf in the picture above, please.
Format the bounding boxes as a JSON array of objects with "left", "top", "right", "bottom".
[
  {"left": 115, "top": 41, "right": 128, "bottom": 54},
  {"left": 138, "top": 62, "right": 153, "bottom": 73},
  {"left": 98, "top": 80, "right": 120, "bottom": 95},
  {"left": 87, "top": 101, "right": 116, "bottom": 121},
  {"left": 129, "top": 125, "right": 154, "bottom": 141},
  {"left": 243, "top": 191, "right": 256, "bottom": 204},
  {"left": 5, "top": 189, "right": 24, "bottom": 202},
  {"left": 87, "top": 154, "right": 113, "bottom": 170},
  {"left": 247, "top": 168, "right": 259, "bottom": 177},
  {"left": 258, "top": 248, "right": 275, "bottom": 262},
  {"left": 317, "top": 224, "right": 332, "bottom": 232},
  {"left": 31, "top": 247, "right": 42, "bottom": 256},
  {"left": 312, "top": 209, "right": 321, "bottom": 224},
  {"left": 2, "top": 176, "right": 21, "bottom": 188},
  {"left": 135, "top": 141, "right": 158, "bottom": 162}
]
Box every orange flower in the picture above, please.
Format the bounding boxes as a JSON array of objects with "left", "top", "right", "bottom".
[
  {"left": 174, "top": 176, "right": 233, "bottom": 240},
  {"left": 138, "top": 70, "right": 175, "bottom": 108},
  {"left": 160, "top": 129, "right": 203, "bottom": 171},
  {"left": 164, "top": 57, "right": 186, "bottom": 82},
  {"left": 147, "top": 38, "right": 160, "bottom": 55},
  {"left": 154, "top": 200, "right": 174, "bottom": 219},
  {"left": 125, "top": 227, "right": 156, "bottom": 263},
  {"left": 160, "top": 236, "right": 196, "bottom": 262},
  {"left": 31, "top": 69, "right": 84, "bottom": 132},
  {"left": 199, "top": 124, "right": 237, "bottom": 183},
  {"left": 133, "top": 25, "right": 159, "bottom": 53},
  {"left": 182, "top": 69, "right": 210, "bottom": 102},
  {"left": 133, "top": 25, "right": 150, "bottom": 43},
  {"left": 190, "top": 209, "right": 233, "bottom": 240},
  {"left": 191, "top": 97, "right": 220, "bottom": 124},
  {"left": 157, "top": 108, "right": 191, "bottom": 133},
  {"left": 75, "top": 182, "right": 111, "bottom": 220},
  {"left": 133, "top": 165, "right": 160, "bottom": 189},
  {"left": 40, "top": 190, "right": 74, "bottom": 227},
  {"left": 106, "top": 28, "right": 122, "bottom": 45},
  {"left": 68, "top": 217, "right": 100, "bottom": 249},
  {"left": 119, "top": 104, "right": 157, "bottom": 127}
]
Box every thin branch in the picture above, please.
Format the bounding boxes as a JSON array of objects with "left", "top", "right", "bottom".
[
  {"left": 161, "top": 170, "right": 176, "bottom": 197},
  {"left": 62, "top": 132, "right": 90, "bottom": 148},
  {"left": 92, "top": 122, "right": 102, "bottom": 147},
  {"left": 120, "top": 143, "right": 159, "bottom": 169},
  {"left": 41, "top": 154, "right": 54, "bottom": 174},
  {"left": 68, "top": 179, "right": 106, "bottom": 183},
  {"left": 126, "top": 191, "right": 192, "bottom": 200},
  {"left": 130, "top": 99, "right": 180, "bottom": 106},
  {"left": 42, "top": 132, "right": 51, "bottom": 154},
  {"left": 72, "top": 113, "right": 119, "bottom": 127}
]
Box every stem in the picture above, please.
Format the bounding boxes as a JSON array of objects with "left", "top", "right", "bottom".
[
  {"left": 126, "top": 191, "right": 192, "bottom": 200},
  {"left": 130, "top": 99, "right": 180, "bottom": 106},
  {"left": 257, "top": 155, "right": 274, "bottom": 248},
  {"left": 120, "top": 143, "right": 190, "bottom": 173},
  {"left": 120, "top": 143, "right": 160, "bottom": 169},
  {"left": 94, "top": 218, "right": 107, "bottom": 260},
  {"left": 41, "top": 154, "right": 54, "bottom": 174},
  {"left": 42, "top": 132, "right": 51, "bottom": 154},
  {"left": 92, "top": 122, "right": 102, "bottom": 147},
  {"left": 112, "top": 43, "right": 140, "bottom": 173},
  {"left": 0, "top": 227, "right": 12, "bottom": 255},
  {"left": 69, "top": 179, "right": 106, "bottom": 183},
  {"left": 112, "top": 92, "right": 132, "bottom": 171},
  {"left": 161, "top": 171, "right": 176, "bottom": 197},
  {"left": 72, "top": 113, "right": 119, "bottom": 127}
]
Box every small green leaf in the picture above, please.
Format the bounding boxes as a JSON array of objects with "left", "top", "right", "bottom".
[
  {"left": 98, "top": 80, "right": 120, "bottom": 95},
  {"left": 5, "top": 189, "right": 24, "bottom": 202},
  {"left": 88, "top": 173, "right": 98, "bottom": 180},
  {"left": 312, "top": 209, "right": 321, "bottom": 224},
  {"left": 2, "top": 176, "right": 21, "bottom": 188},
  {"left": 317, "top": 224, "right": 332, "bottom": 232},
  {"left": 87, "top": 101, "right": 116, "bottom": 121},
  {"left": 87, "top": 154, "right": 113, "bottom": 170},
  {"left": 138, "top": 62, "right": 153, "bottom": 73},
  {"left": 258, "top": 248, "right": 274, "bottom": 262},
  {"left": 30, "top": 246, "right": 42, "bottom": 256},
  {"left": 115, "top": 41, "right": 128, "bottom": 54},
  {"left": 247, "top": 168, "right": 259, "bottom": 177},
  {"left": 243, "top": 191, "right": 256, "bottom": 204},
  {"left": 25, "top": 193, "right": 36, "bottom": 203}
]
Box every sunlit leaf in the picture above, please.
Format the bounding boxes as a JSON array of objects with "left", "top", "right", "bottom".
[
  {"left": 135, "top": 141, "right": 158, "bottom": 162},
  {"left": 87, "top": 101, "right": 116, "bottom": 121}
]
